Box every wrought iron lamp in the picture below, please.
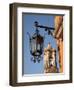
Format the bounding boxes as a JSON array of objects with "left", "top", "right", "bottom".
[{"left": 28, "top": 21, "right": 54, "bottom": 63}]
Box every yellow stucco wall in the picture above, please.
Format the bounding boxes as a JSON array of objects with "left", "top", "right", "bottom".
[{"left": 54, "top": 16, "right": 63, "bottom": 73}]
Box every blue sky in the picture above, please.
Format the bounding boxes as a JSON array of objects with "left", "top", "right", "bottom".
[{"left": 22, "top": 13, "right": 59, "bottom": 75}]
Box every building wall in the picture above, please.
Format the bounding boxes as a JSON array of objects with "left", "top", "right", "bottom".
[
  {"left": 53, "top": 16, "right": 63, "bottom": 39},
  {"left": 54, "top": 16, "right": 63, "bottom": 73}
]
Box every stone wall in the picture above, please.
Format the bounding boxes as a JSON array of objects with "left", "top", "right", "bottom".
[{"left": 54, "top": 16, "right": 63, "bottom": 73}]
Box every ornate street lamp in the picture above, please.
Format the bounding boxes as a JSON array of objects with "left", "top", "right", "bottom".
[
  {"left": 27, "top": 24, "right": 44, "bottom": 63},
  {"left": 28, "top": 21, "right": 54, "bottom": 63}
]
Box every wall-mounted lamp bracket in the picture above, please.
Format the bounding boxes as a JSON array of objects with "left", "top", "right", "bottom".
[{"left": 34, "top": 21, "right": 55, "bottom": 36}]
